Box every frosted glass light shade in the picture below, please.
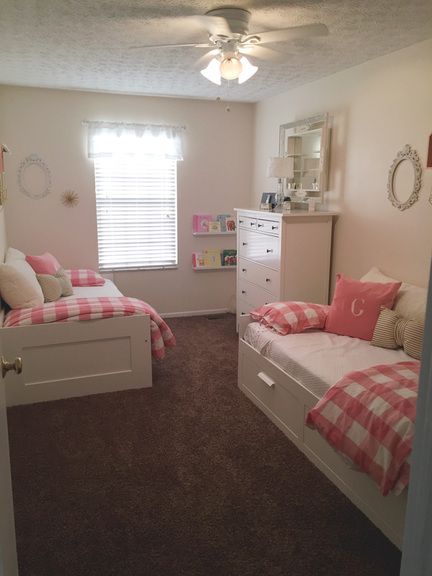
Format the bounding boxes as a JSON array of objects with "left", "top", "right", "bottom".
[
  {"left": 238, "top": 57, "right": 258, "bottom": 84},
  {"left": 220, "top": 56, "right": 242, "bottom": 80},
  {"left": 267, "top": 157, "right": 293, "bottom": 178},
  {"left": 200, "top": 58, "right": 221, "bottom": 85}
]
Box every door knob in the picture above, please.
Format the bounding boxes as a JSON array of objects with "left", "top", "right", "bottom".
[{"left": 1, "top": 356, "right": 23, "bottom": 378}]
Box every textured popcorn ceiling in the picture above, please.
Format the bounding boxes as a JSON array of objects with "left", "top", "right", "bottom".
[{"left": 0, "top": 0, "right": 431, "bottom": 102}]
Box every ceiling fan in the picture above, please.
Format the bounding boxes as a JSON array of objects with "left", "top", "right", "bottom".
[{"left": 132, "top": 7, "right": 329, "bottom": 85}]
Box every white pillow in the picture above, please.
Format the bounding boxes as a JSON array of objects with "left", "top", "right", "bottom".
[
  {"left": 5, "top": 247, "right": 26, "bottom": 263},
  {"left": 360, "top": 267, "right": 427, "bottom": 322},
  {"left": 0, "top": 260, "right": 44, "bottom": 309}
]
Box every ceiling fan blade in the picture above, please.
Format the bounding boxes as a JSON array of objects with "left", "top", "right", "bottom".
[
  {"left": 194, "top": 49, "right": 220, "bottom": 69},
  {"left": 239, "top": 44, "right": 286, "bottom": 62},
  {"left": 129, "top": 42, "right": 212, "bottom": 50},
  {"left": 248, "top": 23, "right": 329, "bottom": 45}
]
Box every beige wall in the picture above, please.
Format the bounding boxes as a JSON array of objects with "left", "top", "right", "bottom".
[
  {"left": 254, "top": 39, "right": 432, "bottom": 288},
  {"left": 0, "top": 87, "right": 254, "bottom": 314}
]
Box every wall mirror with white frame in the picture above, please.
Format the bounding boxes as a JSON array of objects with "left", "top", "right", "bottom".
[{"left": 279, "top": 113, "right": 330, "bottom": 206}]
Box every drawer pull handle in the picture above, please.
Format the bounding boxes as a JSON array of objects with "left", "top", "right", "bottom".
[
  {"left": 242, "top": 268, "right": 247, "bottom": 272},
  {"left": 257, "top": 223, "right": 264, "bottom": 228},
  {"left": 272, "top": 226, "right": 278, "bottom": 230},
  {"left": 239, "top": 220, "right": 244, "bottom": 224},
  {"left": 250, "top": 222, "right": 256, "bottom": 226},
  {"left": 265, "top": 278, "right": 271, "bottom": 282},
  {"left": 242, "top": 242, "right": 248, "bottom": 246},
  {"left": 258, "top": 372, "right": 275, "bottom": 388},
  {"left": 241, "top": 290, "right": 246, "bottom": 294},
  {"left": 266, "top": 248, "right": 273, "bottom": 253}
]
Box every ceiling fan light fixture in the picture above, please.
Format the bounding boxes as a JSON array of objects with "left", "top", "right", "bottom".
[
  {"left": 238, "top": 56, "right": 258, "bottom": 84},
  {"left": 200, "top": 58, "right": 221, "bottom": 85},
  {"left": 220, "top": 55, "right": 243, "bottom": 80}
]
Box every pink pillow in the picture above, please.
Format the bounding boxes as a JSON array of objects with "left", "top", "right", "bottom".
[
  {"left": 64, "top": 269, "right": 105, "bottom": 287},
  {"left": 250, "top": 301, "right": 329, "bottom": 335},
  {"left": 26, "top": 252, "right": 61, "bottom": 275},
  {"left": 325, "top": 274, "right": 401, "bottom": 340}
]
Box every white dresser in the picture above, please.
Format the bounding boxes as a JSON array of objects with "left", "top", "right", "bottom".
[{"left": 235, "top": 209, "right": 337, "bottom": 329}]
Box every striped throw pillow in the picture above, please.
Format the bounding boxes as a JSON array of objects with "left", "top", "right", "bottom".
[{"left": 371, "top": 307, "right": 424, "bottom": 360}]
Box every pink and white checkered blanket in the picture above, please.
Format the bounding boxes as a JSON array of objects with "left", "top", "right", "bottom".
[
  {"left": 306, "top": 360, "right": 420, "bottom": 496},
  {"left": 4, "top": 297, "right": 176, "bottom": 359}
]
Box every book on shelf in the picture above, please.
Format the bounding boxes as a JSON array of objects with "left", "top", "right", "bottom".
[
  {"left": 203, "top": 249, "right": 222, "bottom": 268},
  {"left": 193, "top": 213, "right": 213, "bottom": 233},
  {"left": 222, "top": 249, "right": 237, "bottom": 267},
  {"left": 192, "top": 252, "right": 205, "bottom": 268},
  {"left": 225, "top": 218, "right": 236, "bottom": 232},
  {"left": 216, "top": 213, "right": 232, "bottom": 232},
  {"left": 208, "top": 220, "right": 222, "bottom": 233}
]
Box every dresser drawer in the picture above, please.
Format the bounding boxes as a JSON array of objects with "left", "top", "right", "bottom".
[
  {"left": 238, "top": 258, "right": 280, "bottom": 295},
  {"left": 237, "top": 215, "right": 257, "bottom": 230},
  {"left": 257, "top": 218, "right": 280, "bottom": 235},
  {"left": 237, "top": 295, "right": 254, "bottom": 318},
  {"left": 239, "top": 229, "right": 280, "bottom": 269},
  {"left": 238, "top": 279, "right": 277, "bottom": 309}
]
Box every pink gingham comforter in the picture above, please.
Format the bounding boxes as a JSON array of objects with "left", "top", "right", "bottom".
[
  {"left": 4, "top": 297, "right": 176, "bottom": 359},
  {"left": 306, "top": 360, "right": 420, "bottom": 496}
]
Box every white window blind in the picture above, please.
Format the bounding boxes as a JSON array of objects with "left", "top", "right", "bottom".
[
  {"left": 87, "top": 121, "right": 183, "bottom": 272},
  {"left": 94, "top": 156, "right": 178, "bottom": 271}
]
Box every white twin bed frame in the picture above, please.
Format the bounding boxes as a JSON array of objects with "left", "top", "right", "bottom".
[
  {"left": 238, "top": 314, "right": 407, "bottom": 550},
  {"left": 2, "top": 312, "right": 152, "bottom": 406}
]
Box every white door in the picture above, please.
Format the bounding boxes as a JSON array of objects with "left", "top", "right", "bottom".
[{"left": 0, "top": 342, "right": 20, "bottom": 575}]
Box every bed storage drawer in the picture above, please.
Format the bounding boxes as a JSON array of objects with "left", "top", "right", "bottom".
[{"left": 239, "top": 344, "right": 303, "bottom": 443}]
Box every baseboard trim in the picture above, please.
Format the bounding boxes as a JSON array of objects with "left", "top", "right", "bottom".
[{"left": 162, "top": 308, "right": 231, "bottom": 318}]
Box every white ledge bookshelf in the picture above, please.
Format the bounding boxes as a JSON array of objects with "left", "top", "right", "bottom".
[
  {"left": 192, "top": 231, "right": 236, "bottom": 237},
  {"left": 193, "top": 265, "right": 236, "bottom": 271}
]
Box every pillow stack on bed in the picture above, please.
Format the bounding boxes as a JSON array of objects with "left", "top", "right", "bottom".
[
  {"left": 249, "top": 266, "right": 426, "bottom": 361},
  {"left": 0, "top": 248, "right": 106, "bottom": 309}
]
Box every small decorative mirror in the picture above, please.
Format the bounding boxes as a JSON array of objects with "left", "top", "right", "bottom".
[
  {"left": 17, "top": 154, "right": 52, "bottom": 199},
  {"left": 387, "top": 145, "right": 422, "bottom": 211}
]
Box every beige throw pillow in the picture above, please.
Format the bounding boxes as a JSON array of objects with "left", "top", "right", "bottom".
[
  {"left": 371, "top": 307, "right": 424, "bottom": 360},
  {"left": 0, "top": 263, "right": 45, "bottom": 308},
  {"left": 37, "top": 268, "right": 74, "bottom": 302},
  {"left": 36, "top": 274, "right": 62, "bottom": 302}
]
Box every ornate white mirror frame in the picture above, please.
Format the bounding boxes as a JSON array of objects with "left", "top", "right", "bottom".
[
  {"left": 17, "top": 154, "right": 52, "bottom": 199},
  {"left": 387, "top": 144, "right": 422, "bottom": 211}
]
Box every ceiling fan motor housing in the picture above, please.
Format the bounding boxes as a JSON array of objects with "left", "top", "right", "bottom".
[{"left": 205, "top": 7, "right": 251, "bottom": 38}]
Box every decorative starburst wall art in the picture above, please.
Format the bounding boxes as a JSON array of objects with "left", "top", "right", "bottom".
[{"left": 61, "top": 189, "right": 80, "bottom": 207}]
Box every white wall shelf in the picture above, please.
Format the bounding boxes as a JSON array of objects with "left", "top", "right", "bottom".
[
  {"left": 193, "top": 265, "right": 237, "bottom": 271},
  {"left": 192, "top": 231, "right": 236, "bottom": 237}
]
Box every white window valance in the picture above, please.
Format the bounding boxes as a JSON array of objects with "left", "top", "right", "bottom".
[{"left": 85, "top": 121, "right": 184, "bottom": 160}]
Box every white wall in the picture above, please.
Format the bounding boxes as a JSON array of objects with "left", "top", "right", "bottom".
[
  {"left": 0, "top": 87, "right": 254, "bottom": 314},
  {"left": 254, "top": 39, "right": 432, "bottom": 289}
]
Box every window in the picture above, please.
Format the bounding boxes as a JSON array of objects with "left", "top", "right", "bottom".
[{"left": 87, "top": 122, "right": 183, "bottom": 271}]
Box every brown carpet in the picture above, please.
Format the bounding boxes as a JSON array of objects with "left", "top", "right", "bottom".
[{"left": 7, "top": 314, "right": 401, "bottom": 576}]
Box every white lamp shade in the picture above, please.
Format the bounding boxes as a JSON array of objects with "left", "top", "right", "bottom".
[
  {"left": 238, "top": 56, "right": 258, "bottom": 84},
  {"left": 267, "top": 157, "right": 294, "bottom": 178},
  {"left": 200, "top": 58, "right": 221, "bottom": 85}
]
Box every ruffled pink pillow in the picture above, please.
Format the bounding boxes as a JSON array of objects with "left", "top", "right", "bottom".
[
  {"left": 26, "top": 252, "right": 61, "bottom": 275},
  {"left": 325, "top": 274, "right": 401, "bottom": 340}
]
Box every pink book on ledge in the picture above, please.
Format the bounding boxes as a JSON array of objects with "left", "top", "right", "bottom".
[{"left": 193, "top": 214, "right": 213, "bottom": 233}]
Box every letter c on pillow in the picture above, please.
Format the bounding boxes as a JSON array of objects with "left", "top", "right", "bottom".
[{"left": 351, "top": 298, "right": 365, "bottom": 317}]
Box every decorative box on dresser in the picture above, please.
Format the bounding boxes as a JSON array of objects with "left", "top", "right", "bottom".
[{"left": 235, "top": 208, "right": 337, "bottom": 329}]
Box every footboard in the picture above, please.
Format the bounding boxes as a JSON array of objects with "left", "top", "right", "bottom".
[
  {"left": 238, "top": 335, "right": 407, "bottom": 549},
  {"left": 2, "top": 315, "right": 152, "bottom": 406}
]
